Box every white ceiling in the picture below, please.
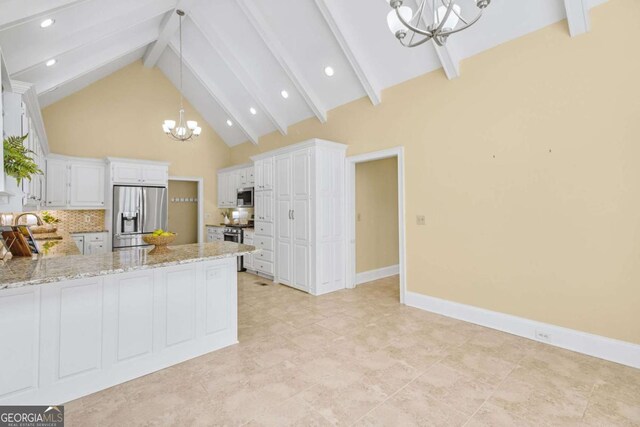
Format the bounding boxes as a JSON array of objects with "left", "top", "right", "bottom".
[{"left": 0, "top": 0, "right": 609, "bottom": 147}]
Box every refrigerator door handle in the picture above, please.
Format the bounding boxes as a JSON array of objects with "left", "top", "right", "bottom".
[{"left": 140, "top": 187, "right": 146, "bottom": 234}]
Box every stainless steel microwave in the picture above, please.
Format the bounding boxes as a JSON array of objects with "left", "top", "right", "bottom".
[{"left": 237, "top": 187, "right": 254, "bottom": 207}]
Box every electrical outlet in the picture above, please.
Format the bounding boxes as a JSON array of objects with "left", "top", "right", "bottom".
[
  {"left": 535, "top": 329, "right": 551, "bottom": 341},
  {"left": 84, "top": 215, "right": 91, "bottom": 224},
  {"left": 416, "top": 215, "right": 426, "bottom": 226},
  {"left": 357, "top": 213, "right": 362, "bottom": 222}
]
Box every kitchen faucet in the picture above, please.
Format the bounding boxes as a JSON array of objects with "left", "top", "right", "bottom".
[{"left": 13, "top": 212, "right": 44, "bottom": 226}]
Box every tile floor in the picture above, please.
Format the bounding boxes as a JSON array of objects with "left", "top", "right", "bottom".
[{"left": 66, "top": 273, "right": 640, "bottom": 426}]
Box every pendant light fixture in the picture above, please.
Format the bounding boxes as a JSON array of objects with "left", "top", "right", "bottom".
[
  {"left": 386, "top": 0, "right": 491, "bottom": 47},
  {"left": 163, "top": 10, "right": 201, "bottom": 141}
]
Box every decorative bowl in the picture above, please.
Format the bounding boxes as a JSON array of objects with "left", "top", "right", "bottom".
[{"left": 143, "top": 233, "right": 177, "bottom": 254}]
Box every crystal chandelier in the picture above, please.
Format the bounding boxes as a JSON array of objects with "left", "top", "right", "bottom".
[
  {"left": 386, "top": 0, "right": 491, "bottom": 47},
  {"left": 163, "top": 10, "right": 201, "bottom": 141}
]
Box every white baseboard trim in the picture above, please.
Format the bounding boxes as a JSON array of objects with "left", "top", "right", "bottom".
[
  {"left": 356, "top": 265, "right": 399, "bottom": 285},
  {"left": 405, "top": 291, "right": 640, "bottom": 370}
]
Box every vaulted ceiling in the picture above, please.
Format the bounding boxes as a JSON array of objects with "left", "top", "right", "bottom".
[{"left": 0, "top": 0, "right": 607, "bottom": 147}]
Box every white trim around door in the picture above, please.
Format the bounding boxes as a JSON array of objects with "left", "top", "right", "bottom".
[
  {"left": 168, "top": 176, "right": 204, "bottom": 244},
  {"left": 346, "top": 147, "right": 407, "bottom": 304}
]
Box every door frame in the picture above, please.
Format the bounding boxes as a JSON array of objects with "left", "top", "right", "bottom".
[
  {"left": 345, "top": 147, "right": 407, "bottom": 304},
  {"left": 168, "top": 176, "right": 204, "bottom": 244}
]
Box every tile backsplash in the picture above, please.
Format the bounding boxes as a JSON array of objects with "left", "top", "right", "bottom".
[{"left": 0, "top": 210, "right": 106, "bottom": 233}]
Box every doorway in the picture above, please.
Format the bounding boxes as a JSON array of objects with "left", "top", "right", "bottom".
[
  {"left": 346, "top": 147, "right": 406, "bottom": 303},
  {"left": 168, "top": 177, "right": 204, "bottom": 244}
]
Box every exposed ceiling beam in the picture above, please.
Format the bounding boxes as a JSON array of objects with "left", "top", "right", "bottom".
[
  {"left": 0, "top": 0, "right": 91, "bottom": 31},
  {"left": 168, "top": 44, "right": 260, "bottom": 145},
  {"left": 420, "top": 2, "right": 460, "bottom": 80},
  {"left": 433, "top": 44, "right": 460, "bottom": 80},
  {"left": 564, "top": 0, "right": 591, "bottom": 37},
  {"left": 142, "top": 0, "right": 200, "bottom": 68},
  {"left": 10, "top": 2, "right": 173, "bottom": 76},
  {"left": 188, "top": 16, "right": 288, "bottom": 136},
  {"left": 237, "top": 0, "right": 327, "bottom": 123},
  {"left": 37, "top": 32, "right": 156, "bottom": 94},
  {"left": 313, "top": 0, "right": 381, "bottom": 105}
]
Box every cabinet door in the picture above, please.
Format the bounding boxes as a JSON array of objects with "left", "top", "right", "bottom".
[
  {"left": 72, "top": 236, "right": 85, "bottom": 254},
  {"left": 142, "top": 166, "right": 168, "bottom": 185},
  {"left": 70, "top": 163, "right": 105, "bottom": 207},
  {"left": 112, "top": 163, "right": 142, "bottom": 184},
  {"left": 253, "top": 161, "right": 262, "bottom": 190},
  {"left": 263, "top": 158, "right": 274, "bottom": 190},
  {"left": 45, "top": 159, "right": 69, "bottom": 207},
  {"left": 227, "top": 172, "right": 238, "bottom": 206},
  {"left": 217, "top": 173, "right": 228, "bottom": 208},
  {"left": 263, "top": 191, "right": 273, "bottom": 223},
  {"left": 238, "top": 169, "right": 247, "bottom": 187},
  {"left": 247, "top": 166, "right": 255, "bottom": 185},
  {"left": 254, "top": 192, "right": 264, "bottom": 221},
  {"left": 86, "top": 241, "right": 107, "bottom": 255}
]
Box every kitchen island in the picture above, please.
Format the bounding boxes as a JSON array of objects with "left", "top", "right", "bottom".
[{"left": 0, "top": 241, "right": 258, "bottom": 405}]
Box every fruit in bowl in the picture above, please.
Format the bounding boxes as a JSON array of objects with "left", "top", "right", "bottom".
[{"left": 143, "top": 229, "right": 177, "bottom": 254}]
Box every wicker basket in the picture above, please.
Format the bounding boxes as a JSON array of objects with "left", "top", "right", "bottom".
[{"left": 143, "top": 233, "right": 177, "bottom": 254}]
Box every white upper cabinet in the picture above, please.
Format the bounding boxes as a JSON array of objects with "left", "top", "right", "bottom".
[
  {"left": 69, "top": 162, "right": 105, "bottom": 207},
  {"left": 217, "top": 164, "right": 254, "bottom": 208},
  {"left": 45, "top": 159, "right": 68, "bottom": 208},
  {"left": 46, "top": 157, "right": 106, "bottom": 209},
  {"left": 254, "top": 158, "right": 273, "bottom": 191},
  {"left": 109, "top": 160, "right": 168, "bottom": 186},
  {"left": 111, "top": 163, "right": 142, "bottom": 184}
]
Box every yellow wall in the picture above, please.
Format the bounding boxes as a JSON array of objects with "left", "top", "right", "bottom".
[
  {"left": 356, "top": 158, "right": 399, "bottom": 273},
  {"left": 168, "top": 180, "right": 198, "bottom": 245},
  {"left": 230, "top": 0, "right": 640, "bottom": 345},
  {"left": 42, "top": 61, "right": 231, "bottom": 229}
]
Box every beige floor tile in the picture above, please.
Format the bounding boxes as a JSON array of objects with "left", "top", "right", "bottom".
[
  {"left": 299, "top": 379, "right": 388, "bottom": 426},
  {"left": 465, "top": 402, "right": 540, "bottom": 427},
  {"left": 63, "top": 273, "right": 640, "bottom": 426},
  {"left": 246, "top": 396, "right": 332, "bottom": 427},
  {"left": 439, "top": 344, "right": 517, "bottom": 386},
  {"left": 354, "top": 382, "right": 469, "bottom": 427},
  {"left": 414, "top": 363, "right": 497, "bottom": 416}
]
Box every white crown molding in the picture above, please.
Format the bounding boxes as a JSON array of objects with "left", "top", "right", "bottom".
[{"left": 405, "top": 291, "right": 640, "bottom": 369}]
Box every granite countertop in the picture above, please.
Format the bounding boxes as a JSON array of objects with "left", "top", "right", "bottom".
[
  {"left": 0, "top": 241, "right": 259, "bottom": 290},
  {"left": 33, "top": 231, "right": 82, "bottom": 257},
  {"left": 69, "top": 230, "right": 110, "bottom": 234}
]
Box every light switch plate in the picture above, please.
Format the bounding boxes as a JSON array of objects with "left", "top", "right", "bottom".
[{"left": 416, "top": 215, "right": 426, "bottom": 226}]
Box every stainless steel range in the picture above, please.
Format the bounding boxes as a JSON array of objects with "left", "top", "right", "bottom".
[{"left": 223, "top": 226, "right": 246, "bottom": 272}]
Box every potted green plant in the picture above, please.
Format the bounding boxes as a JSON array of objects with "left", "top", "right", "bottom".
[{"left": 3, "top": 134, "right": 43, "bottom": 185}]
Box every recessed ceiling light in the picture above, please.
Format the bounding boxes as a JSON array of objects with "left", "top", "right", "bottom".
[
  {"left": 249, "top": 107, "right": 257, "bottom": 115},
  {"left": 226, "top": 119, "right": 233, "bottom": 127},
  {"left": 324, "top": 66, "right": 335, "bottom": 77},
  {"left": 281, "top": 90, "right": 289, "bottom": 99},
  {"left": 45, "top": 59, "right": 57, "bottom": 67},
  {"left": 40, "top": 18, "right": 55, "bottom": 28}
]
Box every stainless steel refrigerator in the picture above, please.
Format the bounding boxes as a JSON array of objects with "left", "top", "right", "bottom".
[{"left": 112, "top": 186, "right": 168, "bottom": 251}]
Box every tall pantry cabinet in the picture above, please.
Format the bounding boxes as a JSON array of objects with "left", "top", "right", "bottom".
[{"left": 251, "top": 139, "right": 346, "bottom": 296}]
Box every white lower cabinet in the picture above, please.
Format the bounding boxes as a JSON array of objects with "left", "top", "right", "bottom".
[
  {"left": 71, "top": 232, "right": 109, "bottom": 255},
  {"left": 243, "top": 230, "right": 254, "bottom": 271},
  {"left": 206, "top": 226, "right": 224, "bottom": 243},
  {"left": 0, "top": 257, "right": 238, "bottom": 404}
]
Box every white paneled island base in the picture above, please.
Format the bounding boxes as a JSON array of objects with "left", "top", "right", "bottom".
[{"left": 0, "top": 257, "right": 238, "bottom": 405}]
